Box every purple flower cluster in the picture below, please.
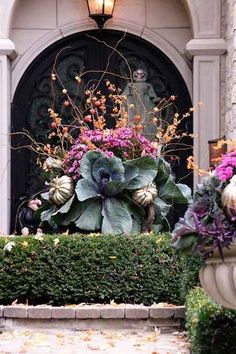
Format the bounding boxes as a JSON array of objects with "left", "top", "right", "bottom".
[
  {"left": 216, "top": 151, "right": 236, "bottom": 182},
  {"left": 63, "top": 144, "right": 90, "bottom": 180},
  {"left": 63, "top": 127, "right": 158, "bottom": 180}
]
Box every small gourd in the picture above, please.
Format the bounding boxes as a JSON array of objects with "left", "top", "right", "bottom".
[
  {"left": 49, "top": 175, "right": 74, "bottom": 206},
  {"left": 222, "top": 175, "right": 236, "bottom": 216},
  {"left": 43, "top": 157, "right": 62, "bottom": 170},
  {"left": 132, "top": 182, "right": 158, "bottom": 207}
]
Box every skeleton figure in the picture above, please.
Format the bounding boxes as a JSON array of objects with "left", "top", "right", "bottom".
[{"left": 122, "top": 69, "right": 161, "bottom": 140}]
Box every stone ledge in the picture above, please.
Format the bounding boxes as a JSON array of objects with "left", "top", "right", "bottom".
[
  {"left": 150, "top": 307, "right": 174, "bottom": 319},
  {"left": 174, "top": 306, "right": 185, "bottom": 318},
  {"left": 0, "top": 306, "right": 3, "bottom": 317},
  {"left": 51, "top": 307, "right": 75, "bottom": 319},
  {"left": 2, "top": 318, "right": 183, "bottom": 332},
  {"left": 28, "top": 306, "right": 51, "bottom": 319},
  {"left": 76, "top": 307, "right": 100, "bottom": 319},
  {"left": 125, "top": 306, "right": 149, "bottom": 319},
  {"left": 100, "top": 307, "right": 125, "bottom": 319},
  {"left": 0, "top": 305, "right": 185, "bottom": 320},
  {"left": 4, "top": 306, "right": 27, "bottom": 318}
]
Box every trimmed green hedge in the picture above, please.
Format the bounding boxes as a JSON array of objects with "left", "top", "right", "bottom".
[
  {"left": 0, "top": 233, "right": 202, "bottom": 305},
  {"left": 186, "top": 287, "right": 236, "bottom": 354}
]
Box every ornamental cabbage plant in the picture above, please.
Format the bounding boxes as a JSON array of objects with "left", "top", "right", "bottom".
[
  {"left": 172, "top": 151, "right": 236, "bottom": 257},
  {"left": 39, "top": 150, "right": 191, "bottom": 235}
]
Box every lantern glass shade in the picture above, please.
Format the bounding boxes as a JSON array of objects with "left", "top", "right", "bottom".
[{"left": 87, "top": 0, "right": 116, "bottom": 29}]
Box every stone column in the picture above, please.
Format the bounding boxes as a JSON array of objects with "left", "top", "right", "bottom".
[
  {"left": 0, "top": 39, "right": 17, "bottom": 234},
  {"left": 186, "top": 38, "right": 226, "bottom": 184},
  {"left": 225, "top": 0, "right": 236, "bottom": 140}
]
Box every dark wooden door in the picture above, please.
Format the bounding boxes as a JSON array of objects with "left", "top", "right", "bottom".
[{"left": 11, "top": 30, "right": 192, "bottom": 231}]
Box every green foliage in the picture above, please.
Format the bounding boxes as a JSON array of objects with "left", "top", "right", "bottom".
[
  {"left": 39, "top": 153, "right": 192, "bottom": 235},
  {"left": 186, "top": 287, "right": 236, "bottom": 354},
  {"left": 0, "top": 233, "right": 200, "bottom": 306}
]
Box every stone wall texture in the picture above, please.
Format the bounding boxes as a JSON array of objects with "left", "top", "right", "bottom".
[
  {"left": 10, "top": 0, "right": 191, "bottom": 60},
  {"left": 224, "top": 0, "right": 236, "bottom": 138}
]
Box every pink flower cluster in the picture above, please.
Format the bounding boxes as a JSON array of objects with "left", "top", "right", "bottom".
[
  {"left": 215, "top": 151, "right": 236, "bottom": 182},
  {"left": 63, "top": 127, "right": 158, "bottom": 180}
]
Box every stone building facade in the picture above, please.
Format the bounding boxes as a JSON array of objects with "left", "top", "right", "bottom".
[{"left": 0, "top": 0, "right": 231, "bottom": 234}]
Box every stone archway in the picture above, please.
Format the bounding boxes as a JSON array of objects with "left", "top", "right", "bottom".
[{"left": 11, "top": 20, "right": 193, "bottom": 98}]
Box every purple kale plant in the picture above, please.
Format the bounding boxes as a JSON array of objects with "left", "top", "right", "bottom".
[{"left": 172, "top": 171, "right": 236, "bottom": 257}]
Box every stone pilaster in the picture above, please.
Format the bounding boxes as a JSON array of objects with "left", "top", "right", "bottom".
[
  {"left": 186, "top": 38, "right": 226, "bottom": 184},
  {"left": 0, "top": 39, "right": 17, "bottom": 234},
  {"left": 225, "top": 0, "right": 236, "bottom": 139}
]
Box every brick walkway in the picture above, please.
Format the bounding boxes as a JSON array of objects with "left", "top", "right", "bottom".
[{"left": 0, "top": 329, "right": 190, "bottom": 354}]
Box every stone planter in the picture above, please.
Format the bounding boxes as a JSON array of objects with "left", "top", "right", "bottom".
[{"left": 199, "top": 244, "right": 236, "bottom": 309}]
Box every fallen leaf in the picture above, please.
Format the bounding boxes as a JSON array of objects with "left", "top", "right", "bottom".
[
  {"left": 34, "top": 234, "right": 44, "bottom": 241},
  {"left": 133, "top": 342, "right": 142, "bottom": 347},
  {"left": 110, "top": 299, "right": 117, "bottom": 306},
  {"left": 154, "top": 327, "right": 161, "bottom": 335},
  {"left": 107, "top": 341, "right": 115, "bottom": 347},
  {"left": 54, "top": 238, "right": 60, "bottom": 247},
  {"left": 146, "top": 334, "right": 158, "bottom": 342},
  {"left": 21, "top": 241, "right": 29, "bottom": 249},
  {"left": 11, "top": 299, "right": 18, "bottom": 306},
  {"left": 87, "top": 344, "right": 100, "bottom": 350},
  {"left": 56, "top": 332, "right": 64, "bottom": 338}
]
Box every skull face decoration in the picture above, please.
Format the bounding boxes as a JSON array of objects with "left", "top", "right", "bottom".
[
  {"left": 133, "top": 69, "right": 147, "bottom": 83},
  {"left": 122, "top": 67, "right": 161, "bottom": 140}
]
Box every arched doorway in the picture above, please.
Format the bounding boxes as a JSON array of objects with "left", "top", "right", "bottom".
[{"left": 11, "top": 30, "right": 192, "bottom": 231}]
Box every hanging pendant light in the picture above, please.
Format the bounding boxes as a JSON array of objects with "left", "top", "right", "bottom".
[{"left": 87, "top": 0, "right": 116, "bottom": 30}]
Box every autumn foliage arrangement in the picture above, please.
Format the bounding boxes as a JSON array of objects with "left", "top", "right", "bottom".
[{"left": 20, "top": 50, "right": 194, "bottom": 235}]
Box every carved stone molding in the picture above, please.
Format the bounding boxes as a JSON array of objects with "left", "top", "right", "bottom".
[
  {"left": 0, "top": 38, "right": 17, "bottom": 59},
  {"left": 186, "top": 38, "right": 227, "bottom": 57},
  {"left": 12, "top": 20, "right": 193, "bottom": 99}
]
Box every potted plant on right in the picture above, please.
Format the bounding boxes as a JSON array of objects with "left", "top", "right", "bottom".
[{"left": 172, "top": 150, "right": 236, "bottom": 309}]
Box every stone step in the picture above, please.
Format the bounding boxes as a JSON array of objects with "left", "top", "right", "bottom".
[{"left": 0, "top": 305, "right": 185, "bottom": 332}]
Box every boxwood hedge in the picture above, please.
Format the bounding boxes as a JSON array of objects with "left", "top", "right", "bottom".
[
  {"left": 0, "top": 233, "right": 202, "bottom": 305},
  {"left": 186, "top": 287, "right": 236, "bottom": 354}
]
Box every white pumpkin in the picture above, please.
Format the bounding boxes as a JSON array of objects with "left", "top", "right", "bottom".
[
  {"left": 49, "top": 175, "right": 74, "bottom": 206},
  {"left": 132, "top": 182, "right": 158, "bottom": 207},
  {"left": 222, "top": 175, "right": 236, "bottom": 215},
  {"left": 44, "top": 157, "right": 62, "bottom": 170}
]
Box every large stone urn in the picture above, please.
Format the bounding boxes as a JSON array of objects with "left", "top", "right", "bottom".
[{"left": 199, "top": 244, "right": 236, "bottom": 309}]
